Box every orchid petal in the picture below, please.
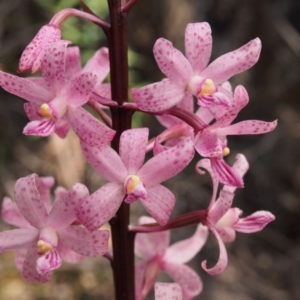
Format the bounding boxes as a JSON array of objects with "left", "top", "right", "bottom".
[
  {"left": 1, "top": 197, "right": 32, "bottom": 228},
  {"left": 201, "top": 38, "right": 262, "bottom": 84},
  {"left": 210, "top": 158, "right": 244, "bottom": 187},
  {"left": 0, "top": 72, "right": 53, "bottom": 104},
  {"left": 195, "top": 106, "right": 214, "bottom": 124},
  {"left": 47, "top": 183, "right": 89, "bottom": 229},
  {"left": 139, "top": 137, "right": 195, "bottom": 187},
  {"left": 80, "top": 142, "right": 126, "bottom": 183},
  {"left": 57, "top": 242, "right": 83, "bottom": 264},
  {"left": 22, "top": 243, "right": 52, "bottom": 283},
  {"left": 223, "top": 154, "right": 249, "bottom": 193},
  {"left": 58, "top": 226, "right": 109, "bottom": 256},
  {"left": 141, "top": 185, "right": 175, "bottom": 226},
  {"left": 0, "top": 228, "right": 39, "bottom": 252},
  {"left": 120, "top": 128, "right": 148, "bottom": 174},
  {"left": 41, "top": 40, "right": 69, "bottom": 93},
  {"left": 135, "top": 216, "right": 170, "bottom": 259},
  {"left": 14, "top": 174, "right": 48, "bottom": 228},
  {"left": 155, "top": 282, "right": 183, "bottom": 300},
  {"left": 23, "top": 119, "right": 56, "bottom": 137},
  {"left": 233, "top": 211, "right": 275, "bottom": 233},
  {"left": 24, "top": 102, "right": 41, "bottom": 121},
  {"left": 208, "top": 190, "right": 235, "bottom": 225},
  {"left": 185, "top": 22, "right": 212, "bottom": 75},
  {"left": 154, "top": 38, "right": 193, "bottom": 85},
  {"left": 15, "top": 249, "right": 27, "bottom": 273},
  {"left": 36, "top": 249, "right": 62, "bottom": 275},
  {"left": 83, "top": 48, "right": 110, "bottom": 83},
  {"left": 195, "top": 159, "right": 219, "bottom": 207},
  {"left": 132, "top": 79, "right": 186, "bottom": 112},
  {"left": 201, "top": 226, "right": 228, "bottom": 275},
  {"left": 194, "top": 131, "right": 222, "bottom": 158},
  {"left": 18, "top": 24, "right": 61, "bottom": 73},
  {"left": 212, "top": 85, "right": 249, "bottom": 128},
  {"left": 164, "top": 262, "right": 202, "bottom": 300},
  {"left": 213, "top": 120, "right": 278, "bottom": 136},
  {"left": 216, "top": 227, "right": 236, "bottom": 242},
  {"left": 65, "top": 46, "right": 81, "bottom": 78},
  {"left": 93, "top": 82, "right": 111, "bottom": 99},
  {"left": 54, "top": 117, "right": 70, "bottom": 138},
  {"left": 68, "top": 107, "right": 115, "bottom": 146},
  {"left": 76, "top": 182, "right": 124, "bottom": 232},
  {"left": 63, "top": 72, "right": 98, "bottom": 107},
  {"left": 164, "top": 224, "right": 208, "bottom": 264},
  {"left": 135, "top": 260, "right": 148, "bottom": 300},
  {"left": 36, "top": 176, "right": 55, "bottom": 212}
]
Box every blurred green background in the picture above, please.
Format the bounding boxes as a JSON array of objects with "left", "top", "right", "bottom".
[{"left": 0, "top": 0, "right": 300, "bottom": 299}]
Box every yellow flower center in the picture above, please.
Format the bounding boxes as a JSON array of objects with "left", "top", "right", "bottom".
[
  {"left": 223, "top": 147, "right": 230, "bottom": 156},
  {"left": 198, "top": 79, "right": 215, "bottom": 96},
  {"left": 38, "top": 103, "right": 53, "bottom": 119},
  {"left": 126, "top": 175, "right": 142, "bottom": 194},
  {"left": 36, "top": 240, "right": 53, "bottom": 254}
]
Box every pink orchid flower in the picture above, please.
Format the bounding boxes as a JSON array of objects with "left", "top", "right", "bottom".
[
  {"left": 132, "top": 22, "right": 261, "bottom": 112},
  {"left": 76, "top": 128, "right": 195, "bottom": 231},
  {"left": 194, "top": 85, "right": 277, "bottom": 187},
  {"left": 155, "top": 282, "right": 183, "bottom": 300},
  {"left": 0, "top": 174, "right": 109, "bottom": 283},
  {"left": 135, "top": 216, "right": 208, "bottom": 300},
  {"left": 196, "top": 154, "right": 275, "bottom": 275},
  {"left": 0, "top": 40, "right": 115, "bottom": 145}
]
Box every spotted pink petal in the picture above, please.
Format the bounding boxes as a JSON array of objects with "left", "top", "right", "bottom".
[
  {"left": 201, "top": 38, "right": 262, "bottom": 85},
  {"left": 41, "top": 40, "right": 69, "bottom": 94},
  {"left": 208, "top": 190, "right": 235, "bottom": 225},
  {"left": 93, "top": 82, "right": 111, "bottom": 99},
  {"left": 18, "top": 24, "right": 61, "bottom": 73},
  {"left": 57, "top": 242, "right": 83, "bottom": 264},
  {"left": 0, "top": 228, "right": 39, "bottom": 252},
  {"left": 0, "top": 72, "right": 53, "bottom": 104},
  {"left": 47, "top": 183, "right": 89, "bottom": 229},
  {"left": 83, "top": 48, "right": 110, "bottom": 83},
  {"left": 223, "top": 154, "right": 249, "bottom": 193},
  {"left": 23, "top": 119, "right": 56, "bottom": 137},
  {"left": 216, "top": 227, "right": 236, "bottom": 242},
  {"left": 155, "top": 282, "right": 183, "bottom": 300},
  {"left": 14, "top": 174, "right": 48, "bottom": 228},
  {"left": 36, "top": 249, "right": 62, "bottom": 275},
  {"left": 138, "top": 137, "right": 195, "bottom": 187},
  {"left": 195, "top": 159, "right": 219, "bottom": 207},
  {"left": 63, "top": 72, "right": 98, "bottom": 107},
  {"left": 80, "top": 142, "right": 126, "bottom": 183},
  {"left": 163, "top": 262, "right": 202, "bottom": 300},
  {"left": 201, "top": 226, "right": 228, "bottom": 275},
  {"left": 210, "top": 158, "right": 244, "bottom": 187},
  {"left": 76, "top": 182, "right": 124, "bottom": 232},
  {"left": 194, "top": 131, "right": 223, "bottom": 158},
  {"left": 212, "top": 85, "right": 249, "bottom": 128},
  {"left": 132, "top": 79, "right": 186, "bottom": 112},
  {"left": 68, "top": 107, "right": 115, "bottom": 147},
  {"left": 65, "top": 46, "right": 81, "bottom": 78},
  {"left": 213, "top": 120, "right": 278, "bottom": 136},
  {"left": 22, "top": 243, "right": 52, "bottom": 283},
  {"left": 36, "top": 176, "right": 55, "bottom": 211},
  {"left": 154, "top": 38, "right": 193, "bottom": 85},
  {"left": 58, "top": 226, "right": 109, "bottom": 256},
  {"left": 135, "top": 216, "right": 170, "bottom": 259},
  {"left": 141, "top": 184, "right": 175, "bottom": 226},
  {"left": 15, "top": 249, "right": 27, "bottom": 273},
  {"left": 164, "top": 224, "right": 208, "bottom": 264},
  {"left": 233, "top": 211, "right": 275, "bottom": 233},
  {"left": 1, "top": 197, "right": 32, "bottom": 228},
  {"left": 185, "top": 22, "right": 212, "bottom": 75},
  {"left": 24, "top": 102, "right": 41, "bottom": 121},
  {"left": 119, "top": 128, "right": 149, "bottom": 174}
]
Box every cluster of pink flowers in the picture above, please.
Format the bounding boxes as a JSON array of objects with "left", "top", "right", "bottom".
[{"left": 0, "top": 5, "right": 276, "bottom": 300}]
